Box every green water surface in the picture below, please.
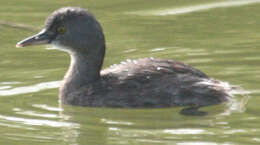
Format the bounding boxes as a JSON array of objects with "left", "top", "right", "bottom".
[{"left": 0, "top": 0, "right": 260, "bottom": 144}]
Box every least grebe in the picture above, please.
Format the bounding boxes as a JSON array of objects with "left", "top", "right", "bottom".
[{"left": 16, "top": 7, "right": 234, "bottom": 115}]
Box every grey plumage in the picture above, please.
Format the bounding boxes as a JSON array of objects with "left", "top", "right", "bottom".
[{"left": 16, "top": 7, "right": 235, "bottom": 115}]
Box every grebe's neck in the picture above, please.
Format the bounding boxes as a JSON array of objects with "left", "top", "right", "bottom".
[{"left": 60, "top": 48, "right": 104, "bottom": 99}]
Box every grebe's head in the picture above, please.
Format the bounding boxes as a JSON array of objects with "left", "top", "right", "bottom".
[{"left": 16, "top": 7, "right": 105, "bottom": 54}]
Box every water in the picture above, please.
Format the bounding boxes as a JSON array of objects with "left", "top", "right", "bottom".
[{"left": 1, "top": 0, "right": 260, "bottom": 144}]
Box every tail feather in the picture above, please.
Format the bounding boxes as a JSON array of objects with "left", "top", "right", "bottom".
[{"left": 196, "top": 78, "right": 250, "bottom": 113}]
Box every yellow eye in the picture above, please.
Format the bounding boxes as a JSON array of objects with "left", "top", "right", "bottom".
[{"left": 57, "top": 26, "right": 66, "bottom": 34}]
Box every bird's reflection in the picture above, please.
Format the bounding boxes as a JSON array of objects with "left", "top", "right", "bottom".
[{"left": 58, "top": 93, "right": 250, "bottom": 145}]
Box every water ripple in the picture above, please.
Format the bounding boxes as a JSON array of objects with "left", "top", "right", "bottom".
[
  {"left": 126, "top": 0, "right": 260, "bottom": 16},
  {"left": 177, "top": 142, "right": 222, "bottom": 145},
  {"left": 0, "top": 81, "right": 61, "bottom": 96},
  {"left": 0, "top": 114, "right": 79, "bottom": 128},
  {"left": 101, "top": 118, "right": 134, "bottom": 126},
  {"left": 32, "top": 104, "right": 63, "bottom": 112},
  {"left": 16, "top": 110, "right": 59, "bottom": 119},
  {"left": 163, "top": 128, "right": 213, "bottom": 135}
]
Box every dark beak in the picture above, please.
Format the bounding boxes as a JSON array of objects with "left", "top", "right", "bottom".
[{"left": 16, "top": 29, "right": 54, "bottom": 47}]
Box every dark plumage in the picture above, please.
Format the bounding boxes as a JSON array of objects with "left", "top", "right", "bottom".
[{"left": 16, "top": 7, "right": 234, "bottom": 115}]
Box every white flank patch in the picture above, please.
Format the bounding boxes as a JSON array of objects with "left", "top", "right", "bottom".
[{"left": 126, "top": 0, "right": 260, "bottom": 16}]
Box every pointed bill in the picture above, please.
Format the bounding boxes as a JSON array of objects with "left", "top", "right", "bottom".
[{"left": 16, "top": 29, "right": 54, "bottom": 47}]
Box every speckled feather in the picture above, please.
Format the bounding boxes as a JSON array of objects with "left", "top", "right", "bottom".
[{"left": 65, "top": 58, "right": 231, "bottom": 108}]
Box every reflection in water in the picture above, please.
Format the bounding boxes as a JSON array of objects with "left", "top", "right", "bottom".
[
  {"left": 0, "top": 103, "right": 80, "bottom": 144},
  {"left": 127, "top": 0, "right": 260, "bottom": 16},
  {"left": 252, "top": 138, "right": 260, "bottom": 142},
  {"left": 0, "top": 81, "right": 61, "bottom": 96},
  {"left": 123, "top": 48, "right": 137, "bottom": 53},
  {"left": 150, "top": 47, "right": 166, "bottom": 52},
  {"left": 32, "top": 104, "right": 63, "bottom": 112},
  {"left": 15, "top": 109, "right": 58, "bottom": 118},
  {"left": 177, "top": 142, "right": 220, "bottom": 145},
  {"left": 224, "top": 129, "right": 247, "bottom": 134},
  {"left": 0, "top": 114, "right": 78, "bottom": 128},
  {"left": 0, "top": 96, "right": 255, "bottom": 145},
  {"left": 101, "top": 119, "right": 134, "bottom": 126},
  {"left": 59, "top": 101, "right": 258, "bottom": 145},
  {"left": 0, "top": 86, "right": 12, "bottom": 90},
  {"left": 163, "top": 128, "right": 212, "bottom": 135},
  {"left": 0, "top": 82, "right": 21, "bottom": 85}
]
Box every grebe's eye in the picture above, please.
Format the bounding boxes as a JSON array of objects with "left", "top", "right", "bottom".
[{"left": 57, "top": 26, "right": 66, "bottom": 34}]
